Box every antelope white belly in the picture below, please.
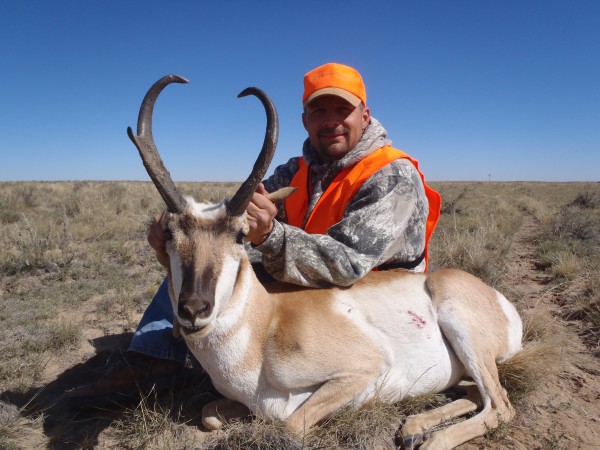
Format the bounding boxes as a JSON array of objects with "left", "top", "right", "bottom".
[{"left": 332, "top": 283, "right": 464, "bottom": 403}]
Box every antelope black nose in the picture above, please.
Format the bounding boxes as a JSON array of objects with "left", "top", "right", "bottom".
[{"left": 178, "top": 299, "right": 210, "bottom": 322}]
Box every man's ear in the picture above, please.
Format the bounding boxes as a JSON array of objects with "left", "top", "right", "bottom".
[
  {"left": 301, "top": 111, "right": 308, "bottom": 130},
  {"left": 361, "top": 106, "right": 371, "bottom": 130}
]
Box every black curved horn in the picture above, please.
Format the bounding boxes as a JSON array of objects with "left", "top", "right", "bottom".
[
  {"left": 127, "top": 75, "right": 188, "bottom": 214},
  {"left": 226, "top": 87, "right": 279, "bottom": 217}
]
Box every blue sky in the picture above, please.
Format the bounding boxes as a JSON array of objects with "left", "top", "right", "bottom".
[{"left": 1, "top": 0, "right": 598, "bottom": 182}]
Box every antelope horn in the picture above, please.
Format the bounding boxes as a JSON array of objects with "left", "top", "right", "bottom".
[
  {"left": 127, "top": 75, "right": 188, "bottom": 214},
  {"left": 226, "top": 87, "right": 279, "bottom": 217}
]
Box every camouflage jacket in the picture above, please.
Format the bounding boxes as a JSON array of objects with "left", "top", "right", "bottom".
[{"left": 248, "top": 117, "right": 428, "bottom": 288}]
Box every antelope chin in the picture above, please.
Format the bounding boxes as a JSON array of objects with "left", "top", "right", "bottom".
[
  {"left": 178, "top": 320, "right": 213, "bottom": 337},
  {"left": 181, "top": 324, "right": 205, "bottom": 334}
]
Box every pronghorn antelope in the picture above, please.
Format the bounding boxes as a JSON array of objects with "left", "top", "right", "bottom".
[{"left": 128, "top": 75, "right": 523, "bottom": 449}]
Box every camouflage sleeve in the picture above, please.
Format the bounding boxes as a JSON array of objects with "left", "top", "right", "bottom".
[{"left": 253, "top": 159, "right": 428, "bottom": 287}]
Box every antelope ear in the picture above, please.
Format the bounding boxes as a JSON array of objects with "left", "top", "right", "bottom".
[{"left": 238, "top": 214, "right": 251, "bottom": 238}]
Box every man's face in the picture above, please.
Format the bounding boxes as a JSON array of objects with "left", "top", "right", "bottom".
[{"left": 302, "top": 95, "right": 371, "bottom": 161}]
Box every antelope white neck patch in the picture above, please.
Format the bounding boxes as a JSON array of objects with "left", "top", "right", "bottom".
[{"left": 213, "top": 255, "right": 241, "bottom": 325}]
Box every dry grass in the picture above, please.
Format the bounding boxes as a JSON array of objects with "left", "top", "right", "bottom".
[
  {"left": 0, "top": 395, "right": 45, "bottom": 450},
  {"left": 429, "top": 182, "right": 524, "bottom": 287},
  {"left": 202, "top": 419, "right": 302, "bottom": 450},
  {"left": 308, "top": 399, "right": 405, "bottom": 449},
  {"left": 0, "top": 181, "right": 599, "bottom": 449},
  {"left": 499, "top": 303, "right": 572, "bottom": 403},
  {"left": 109, "top": 390, "right": 199, "bottom": 450},
  {"left": 526, "top": 185, "right": 600, "bottom": 356}
]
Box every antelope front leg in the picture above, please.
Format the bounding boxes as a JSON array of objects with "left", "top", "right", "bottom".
[{"left": 284, "top": 372, "right": 379, "bottom": 436}]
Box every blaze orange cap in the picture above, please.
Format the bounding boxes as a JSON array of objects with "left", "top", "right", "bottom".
[{"left": 302, "top": 63, "right": 366, "bottom": 108}]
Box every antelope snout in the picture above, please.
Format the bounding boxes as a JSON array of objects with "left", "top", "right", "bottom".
[{"left": 178, "top": 296, "right": 211, "bottom": 325}]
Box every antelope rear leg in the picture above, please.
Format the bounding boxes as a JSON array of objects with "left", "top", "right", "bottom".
[
  {"left": 202, "top": 398, "right": 251, "bottom": 430},
  {"left": 418, "top": 269, "right": 520, "bottom": 448},
  {"left": 413, "top": 351, "right": 515, "bottom": 448},
  {"left": 402, "top": 383, "right": 480, "bottom": 447},
  {"left": 419, "top": 380, "right": 514, "bottom": 449},
  {"left": 402, "top": 380, "right": 513, "bottom": 449}
]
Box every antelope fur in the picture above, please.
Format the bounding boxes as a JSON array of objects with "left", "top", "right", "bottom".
[{"left": 164, "top": 197, "right": 522, "bottom": 446}]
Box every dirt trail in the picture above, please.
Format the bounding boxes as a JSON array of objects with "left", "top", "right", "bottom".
[{"left": 467, "top": 214, "right": 600, "bottom": 449}]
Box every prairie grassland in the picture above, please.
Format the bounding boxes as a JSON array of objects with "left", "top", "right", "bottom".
[{"left": 0, "top": 180, "right": 598, "bottom": 449}]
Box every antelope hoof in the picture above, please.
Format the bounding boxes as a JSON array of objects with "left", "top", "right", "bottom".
[{"left": 202, "top": 399, "right": 250, "bottom": 430}]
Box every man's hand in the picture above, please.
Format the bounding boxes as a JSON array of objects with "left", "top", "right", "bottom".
[
  {"left": 148, "top": 210, "right": 170, "bottom": 267},
  {"left": 245, "top": 183, "right": 278, "bottom": 245}
]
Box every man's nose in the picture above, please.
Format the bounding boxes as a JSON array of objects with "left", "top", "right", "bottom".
[{"left": 321, "top": 111, "right": 341, "bottom": 127}]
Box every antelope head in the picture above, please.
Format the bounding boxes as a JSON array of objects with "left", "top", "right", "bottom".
[{"left": 128, "top": 75, "right": 278, "bottom": 336}]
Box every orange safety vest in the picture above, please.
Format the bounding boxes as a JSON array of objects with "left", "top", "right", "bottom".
[{"left": 284, "top": 146, "right": 441, "bottom": 271}]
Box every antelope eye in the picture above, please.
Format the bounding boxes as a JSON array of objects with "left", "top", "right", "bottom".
[{"left": 166, "top": 230, "right": 173, "bottom": 241}]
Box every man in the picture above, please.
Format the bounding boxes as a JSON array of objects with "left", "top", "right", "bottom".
[{"left": 67, "top": 63, "right": 441, "bottom": 408}]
